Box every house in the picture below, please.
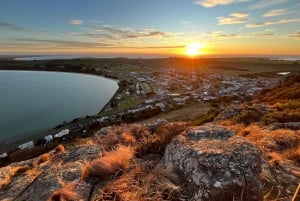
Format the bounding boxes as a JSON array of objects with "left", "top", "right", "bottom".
[
  {"left": 19, "top": 141, "right": 34, "bottom": 150},
  {"left": 44, "top": 135, "right": 53, "bottom": 143},
  {"left": 54, "top": 129, "right": 70, "bottom": 138},
  {"left": 0, "top": 152, "right": 8, "bottom": 158}
]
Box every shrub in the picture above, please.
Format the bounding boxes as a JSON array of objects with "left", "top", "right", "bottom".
[
  {"left": 263, "top": 110, "right": 300, "bottom": 124},
  {"left": 233, "top": 107, "right": 264, "bottom": 125},
  {"left": 135, "top": 122, "right": 188, "bottom": 157}
]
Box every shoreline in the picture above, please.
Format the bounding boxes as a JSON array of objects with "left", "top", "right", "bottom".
[{"left": 0, "top": 68, "right": 121, "bottom": 154}]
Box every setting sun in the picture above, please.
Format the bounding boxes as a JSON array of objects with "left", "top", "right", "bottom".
[{"left": 185, "top": 43, "right": 203, "bottom": 57}]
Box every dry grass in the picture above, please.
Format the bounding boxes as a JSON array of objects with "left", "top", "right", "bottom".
[
  {"left": 0, "top": 165, "right": 31, "bottom": 189},
  {"left": 93, "top": 122, "right": 188, "bottom": 157},
  {"left": 232, "top": 106, "right": 264, "bottom": 125},
  {"left": 48, "top": 182, "right": 82, "bottom": 201},
  {"left": 135, "top": 122, "right": 188, "bottom": 157},
  {"left": 223, "top": 123, "right": 300, "bottom": 200},
  {"left": 96, "top": 165, "right": 182, "bottom": 201},
  {"left": 54, "top": 144, "right": 65, "bottom": 154},
  {"left": 32, "top": 153, "right": 52, "bottom": 167},
  {"left": 121, "top": 132, "right": 136, "bottom": 144},
  {"left": 81, "top": 146, "right": 134, "bottom": 181}
]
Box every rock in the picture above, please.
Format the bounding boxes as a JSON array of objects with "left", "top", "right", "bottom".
[
  {"left": 0, "top": 144, "right": 100, "bottom": 201},
  {"left": 96, "top": 126, "right": 110, "bottom": 135},
  {"left": 161, "top": 123, "right": 262, "bottom": 201}
]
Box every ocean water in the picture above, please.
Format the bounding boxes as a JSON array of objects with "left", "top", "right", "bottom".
[{"left": 0, "top": 70, "right": 118, "bottom": 142}]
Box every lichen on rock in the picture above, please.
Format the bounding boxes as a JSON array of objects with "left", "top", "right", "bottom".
[{"left": 161, "top": 123, "right": 263, "bottom": 201}]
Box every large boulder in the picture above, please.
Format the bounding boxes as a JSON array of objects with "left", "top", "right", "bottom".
[{"left": 161, "top": 124, "right": 262, "bottom": 201}]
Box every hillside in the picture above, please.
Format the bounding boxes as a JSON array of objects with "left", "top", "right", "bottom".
[{"left": 0, "top": 74, "right": 299, "bottom": 201}]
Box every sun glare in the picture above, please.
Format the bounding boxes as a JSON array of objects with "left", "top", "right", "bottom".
[{"left": 185, "top": 43, "right": 203, "bottom": 57}]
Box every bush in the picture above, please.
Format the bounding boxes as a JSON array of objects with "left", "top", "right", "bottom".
[
  {"left": 135, "top": 122, "right": 188, "bottom": 157},
  {"left": 263, "top": 110, "right": 300, "bottom": 124},
  {"left": 233, "top": 107, "right": 264, "bottom": 125}
]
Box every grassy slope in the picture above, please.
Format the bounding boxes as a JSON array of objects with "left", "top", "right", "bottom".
[{"left": 219, "top": 74, "right": 300, "bottom": 200}]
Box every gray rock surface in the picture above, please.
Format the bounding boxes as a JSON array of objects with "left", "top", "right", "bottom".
[
  {"left": 0, "top": 144, "right": 100, "bottom": 201},
  {"left": 162, "top": 123, "right": 262, "bottom": 201}
]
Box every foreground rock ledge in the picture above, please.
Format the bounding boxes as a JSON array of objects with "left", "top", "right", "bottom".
[{"left": 162, "top": 123, "right": 262, "bottom": 201}]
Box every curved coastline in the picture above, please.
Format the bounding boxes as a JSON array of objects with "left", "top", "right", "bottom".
[{"left": 0, "top": 68, "right": 121, "bottom": 155}]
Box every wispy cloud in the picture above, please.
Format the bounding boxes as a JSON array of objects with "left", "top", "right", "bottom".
[
  {"left": 287, "top": 31, "right": 300, "bottom": 39},
  {"left": 68, "top": 19, "right": 84, "bottom": 25},
  {"left": 85, "top": 25, "right": 175, "bottom": 40},
  {"left": 217, "top": 12, "right": 249, "bottom": 25},
  {"left": 194, "top": 0, "right": 247, "bottom": 8},
  {"left": 203, "top": 30, "right": 275, "bottom": 39},
  {"left": 204, "top": 31, "right": 238, "bottom": 38},
  {"left": 129, "top": 45, "right": 185, "bottom": 49},
  {"left": 246, "top": 18, "right": 300, "bottom": 28},
  {"left": 11, "top": 38, "right": 185, "bottom": 50},
  {"left": 262, "top": 9, "right": 294, "bottom": 17},
  {"left": 0, "top": 22, "right": 27, "bottom": 31},
  {"left": 250, "top": 0, "right": 288, "bottom": 9},
  {"left": 14, "top": 38, "right": 112, "bottom": 48},
  {"left": 246, "top": 23, "right": 265, "bottom": 28}
]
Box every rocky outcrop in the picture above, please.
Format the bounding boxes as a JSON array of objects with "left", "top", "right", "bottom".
[
  {"left": 161, "top": 124, "right": 262, "bottom": 201},
  {"left": 0, "top": 144, "right": 100, "bottom": 201},
  {"left": 0, "top": 122, "right": 265, "bottom": 201}
]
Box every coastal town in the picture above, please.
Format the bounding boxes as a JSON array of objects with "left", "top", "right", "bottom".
[{"left": 0, "top": 64, "right": 282, "bottom": 158}]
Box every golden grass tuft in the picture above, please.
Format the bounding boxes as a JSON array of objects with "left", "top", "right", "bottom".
[
  {"left": 0, "top": 165, "right": 31, "bottom": 189},
  {"left": 33, "top": 153, "right": 51, "bottom": 167},
  {"left": 97, "top": 165, "right": 182, "bottom": 201},
  {"left": 54, "top": 144, "right": 65, "bottom": 154},
  {"left": 48, "top": 182, "right": 81, "bottom": 201},
  {"left": 121, "top": 132, "right": 136, "bottom": 144},
  {"left": 81, "top": 146, "right": 134, "bottom": 181}
]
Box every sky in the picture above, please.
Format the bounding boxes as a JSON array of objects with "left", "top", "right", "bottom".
[{"left": 0, "top": 0, "right": 299, "bottom": 57}]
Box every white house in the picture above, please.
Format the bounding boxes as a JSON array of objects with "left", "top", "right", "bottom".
[
  {"left": 18, "top": 141, "right": 34, "bottom": 150},
  {"left": 44, "top": 135, "right": 53, "bottom": 143},
  {"left": 0, "top": 152, "right": 8, "bottom": 158},
  {"left": 54, "top": 129, "right": 70, "bottom": 138}
]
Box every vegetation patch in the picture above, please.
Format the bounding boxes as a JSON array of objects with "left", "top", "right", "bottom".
[
  {"left": 192, "top": 109, "right": 220, "bottom": 126},
  {"left": 81, "top": 146, "right": 134, "bottom": 182},
  {"left": 48, "top": 182, "right": 82, "bottom": 201},
  {"left": 95, "top": 165, "right": 183, "bottom": 201}
]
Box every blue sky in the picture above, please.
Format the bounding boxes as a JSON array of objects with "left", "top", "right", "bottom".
[{"left": 0, "top": 0, "right": 299, "bottom": 56}]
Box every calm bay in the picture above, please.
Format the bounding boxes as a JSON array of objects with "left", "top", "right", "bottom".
[{"left": 0, "top": 70, "right": 118, "bottom": 144}]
